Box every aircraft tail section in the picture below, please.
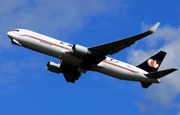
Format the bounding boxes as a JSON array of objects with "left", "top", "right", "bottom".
[
  {"left": 137, "top": 51, "right": 166, "bottom": 72},
  {"left": 141, "top": 68, "right": 177, "bottom": 88},
  {"left": 137, "top": 51, "right": 178, "bottom": 88}
]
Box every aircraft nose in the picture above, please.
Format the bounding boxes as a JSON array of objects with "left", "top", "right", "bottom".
[{"left": 7, "top": 31, "right": 14, "bottom": 39}]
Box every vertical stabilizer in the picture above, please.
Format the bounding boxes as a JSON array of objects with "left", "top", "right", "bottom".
[{"left": 137, "top": 51, "right": 166, "bottom": 72}]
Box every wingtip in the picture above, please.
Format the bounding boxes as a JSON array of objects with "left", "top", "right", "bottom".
[
  {"left": 150, "top": 22, "right": 160, "bottom": 32},
  {"left": 172, "top": 68, "right": 178, "bottom": 71}
]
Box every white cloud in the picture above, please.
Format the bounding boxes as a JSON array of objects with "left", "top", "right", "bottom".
[
  {"left": 0, "top": 0, "right": 125, "bottom": 93},
  {"left": 127, "top": 23, "right": 180, "bottom": 113},
  {"left": 0, "top": 0, "right": 123, "bottom": 47}
]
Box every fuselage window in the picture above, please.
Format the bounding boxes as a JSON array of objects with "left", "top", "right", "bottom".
[{"left": 60, "top": 41, "right": 65, "bottom": 45}]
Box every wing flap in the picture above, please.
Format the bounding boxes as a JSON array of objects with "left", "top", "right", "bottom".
[
  {"left": 60, "top": 62, "right": 81, "bottom": 83},
  {"left": 141, "top": 82, "right": 152, "bottom": 88},
  {"left": 89, "top": 22, "right": 160, "bottom": 55},
  {"left": 63, "top": 72, "right": 81, "bottom": 83}
]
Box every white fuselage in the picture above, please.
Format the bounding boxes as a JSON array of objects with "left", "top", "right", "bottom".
[{"left": 7, "top": 29, "right": 160, "bottom": 83}]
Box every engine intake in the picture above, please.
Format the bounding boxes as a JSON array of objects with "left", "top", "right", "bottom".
[
  {"left": 46, "top": 61, "right": 61, "bottom": 73},
  {"left": 72, "top": 44, "right": 91, "bottom": 57}
]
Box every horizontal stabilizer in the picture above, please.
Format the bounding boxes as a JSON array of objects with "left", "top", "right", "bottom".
[{"left": 145, "top": 68, "right": 177, "bottom": 79}]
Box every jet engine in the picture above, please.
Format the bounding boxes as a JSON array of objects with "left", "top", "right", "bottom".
[
  {"left": 72, "top": 44, "right": 91, "bottom": 58},
  {"left": 46, "top": 61, "right": 61, "bottom": 73}
]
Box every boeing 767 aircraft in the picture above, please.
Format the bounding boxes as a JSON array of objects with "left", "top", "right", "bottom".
[{"left": 7, "top": 22, "right": 177, "bottom": 88}]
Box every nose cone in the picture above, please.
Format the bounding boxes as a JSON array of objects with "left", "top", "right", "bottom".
[{"left": 7, "top": 31, "right": 14, "bottom": 40}]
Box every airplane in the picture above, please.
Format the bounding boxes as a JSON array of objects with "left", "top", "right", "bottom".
[{"left": 7, "top": 22, "right": 177, "bottom": 88}]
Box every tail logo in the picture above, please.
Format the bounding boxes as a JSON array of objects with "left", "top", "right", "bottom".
[{"left": 147, "top": 59, "right": 159, "bottom": 68}]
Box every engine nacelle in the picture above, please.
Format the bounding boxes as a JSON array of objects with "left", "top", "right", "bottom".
[
  {"left": 46, "top": 61, "right": 61, "bottom": 73},
  {"left": 72, "top": 44, "right": 90, "bottom": 57}
]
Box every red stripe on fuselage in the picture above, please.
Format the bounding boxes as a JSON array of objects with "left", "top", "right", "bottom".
[
  {"left": 20, "top": 35, "right": 71, "bottom": 51},
  {"left": 103, "top": 60, "right": 138, "bottom": 73},
  {"left": 20, "top": 34, "right": 138, "bottom": 73}
]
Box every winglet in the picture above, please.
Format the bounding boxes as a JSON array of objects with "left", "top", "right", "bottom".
[{"left": 150, "top": 22, "right": 160, "bottom": 32}]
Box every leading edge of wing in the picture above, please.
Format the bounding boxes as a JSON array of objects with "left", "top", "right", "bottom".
[{"left": 89, "top": 22, "right": 160, "bottom": 55}]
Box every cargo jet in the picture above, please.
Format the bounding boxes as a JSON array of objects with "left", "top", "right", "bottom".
[{"left": 7, "top": 22, "right": 177, "bottom": 88}]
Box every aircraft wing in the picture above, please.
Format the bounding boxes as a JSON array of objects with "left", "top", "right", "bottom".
[
  {"left": 60, "top": 61, "right": 81, "bottom": 83},
  {"left": 89, "top": 22, "right": 160, "bottom": 55}
]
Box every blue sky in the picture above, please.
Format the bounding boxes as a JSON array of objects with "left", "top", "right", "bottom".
[{"left": 0, "top": 0, "right": 180, "bottom": 115}]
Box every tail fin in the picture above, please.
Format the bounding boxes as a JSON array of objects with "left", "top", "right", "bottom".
[{"left": 137, "top": 51, "right": 166, "bottom": 72}]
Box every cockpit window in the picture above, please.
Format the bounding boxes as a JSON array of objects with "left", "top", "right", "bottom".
[{"left": 13, "top": 29, "right": 19, "bottom": 32}]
